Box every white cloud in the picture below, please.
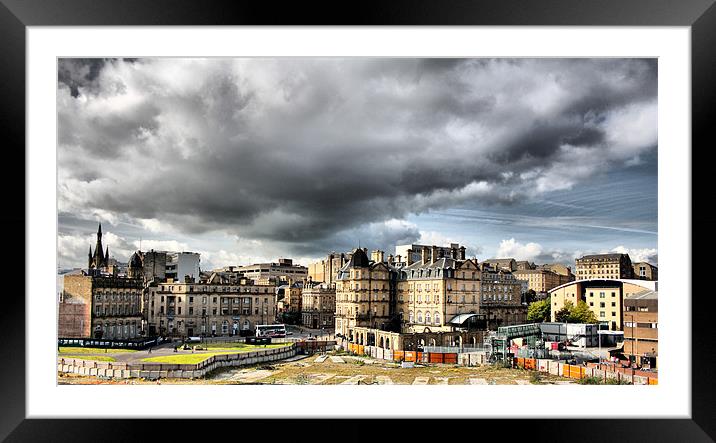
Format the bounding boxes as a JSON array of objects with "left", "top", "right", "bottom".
[
  {"left": 496, "top": 238, "right": 543, "bottom": 261},
  {"left": 610, "top": 246, "right": 658, "bottom": 264}
]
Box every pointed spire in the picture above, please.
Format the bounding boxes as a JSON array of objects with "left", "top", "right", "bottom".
[
  {"left": 88, "top": 246, "right": 93, "bottom": 257},
  {"left": 105, "top": 246, "right": 110, "bottom": 266},
  {"left": 98, "top": 222, "right": 102, "bottom": 235}
]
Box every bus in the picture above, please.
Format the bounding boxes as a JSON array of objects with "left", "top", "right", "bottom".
[{"left": 255, "top": 324, "right": 287, "bottom": 338}]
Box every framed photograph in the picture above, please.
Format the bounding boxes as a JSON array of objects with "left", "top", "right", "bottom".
[{"left": 5, "top": 0, "right": 713, "bottom": 440}]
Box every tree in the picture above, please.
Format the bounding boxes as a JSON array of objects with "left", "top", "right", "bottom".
[
  {"left": 527, "top": 298, "right": 551, "bottom": 322},
  {"left": 569, "top": 300, "right": 599, "bottom": 324},
  {"left": 554, "top": 300, "right": 573, "bottom": 322},
  {"left": 524, "top": 289, "right": 537, "bottom": 304}
]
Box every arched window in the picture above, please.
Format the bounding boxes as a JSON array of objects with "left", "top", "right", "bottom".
[
  {"left": 425, "top": 312, "right": 431, "bottom": 324},
  {"left": 434, "top": 312, "right": 441, "bottom": 325},
  {"left": 417, "top": 311, "right": 423, "bottom": 323},
  {"left": 409, "top": 311, "right": 414, "bottom": 323}
]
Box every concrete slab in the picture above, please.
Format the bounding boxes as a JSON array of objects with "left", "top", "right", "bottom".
[
  {"left": 329, "top": 356, "right": 345, "bottom": 363},
  {"left": 434, "top": 377, "right": 450, "bottom": 385},
  {"left": 412, "top": 377, "right": 430, "bottom": 385},
  {"left": 308, "top": 373, "right": 335, "bottom": 384},
  {"left": 341, "top": 375, "right": 367, "bottom": 385},
  {"left": 469, "top": 378, "right": 488, "bottom": 385},
  {"left": 375, "top": 376, "right": 393, "bottom": 385},
  {"left": 314, "top": 355, "right": 328, "bottom": 363}
]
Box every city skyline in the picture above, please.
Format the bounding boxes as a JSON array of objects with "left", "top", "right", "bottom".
[{"left": 57, "top": 57, "right": 657, "bottom": 270}]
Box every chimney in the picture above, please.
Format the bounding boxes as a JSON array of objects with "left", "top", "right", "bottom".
[
  {"left": 395, "top": 254, "right": 402, "bottom": 264},
  {"left": 451, "top": 247, "right": 457, "bottom": 259},
  {"left": 371, "top": 250, "right": 384, "bottom": 263},
  {"left": 459, "top": 246, "right": 466, "bottom": 260},
  {"left": 421, "top": 247, "right": 429, "bottom": 265},
  {"left": 431, "top": 246, "right": 439, "bottom": 263},
  {"left": 406, "top": 249, "right": 413, "bottom": 265},
  {"left": 387, "top": 254, "right": 394, "bottom": 264}
]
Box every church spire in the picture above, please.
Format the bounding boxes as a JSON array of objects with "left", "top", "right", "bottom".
[{"left": 104, "top": 246, "right": 110, "bottom": 266}]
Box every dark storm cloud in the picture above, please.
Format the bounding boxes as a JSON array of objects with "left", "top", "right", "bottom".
[{"left": 58, "top": 58, "right": 657, "bottom": 257}]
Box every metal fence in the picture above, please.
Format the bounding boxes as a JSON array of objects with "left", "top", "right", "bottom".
[{"left": 423, "top": 345, "right": 488, "bottom": 353}]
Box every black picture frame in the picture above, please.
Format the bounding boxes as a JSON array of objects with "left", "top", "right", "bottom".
[{"left": 2, "top": 0, "right": 713, "bottom": 440}]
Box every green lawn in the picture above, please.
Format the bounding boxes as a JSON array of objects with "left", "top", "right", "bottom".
[
  {"left": 204, "top": 343, "right": 289, "bottom": 350},
  {"left": 60, "top": 355, "right": 117, "bottom": 362},
  {"left": 59, "top": 347, "right": 138, "bottom": 355},
  {"left": 141, "top": 344, "right": 290, "bottom": 364}
]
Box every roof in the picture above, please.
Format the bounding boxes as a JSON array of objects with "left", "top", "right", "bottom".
[
  {"left": 447, "top": 313, "right": 483, "bottom": 325},
  {"left": 626, "top": 289, "right": 658, "bottom": 300},
  {"left": 548, "top": 278, "right": 656, "bottom": 293},
  {"left": 578, "top": 253, "right": 627, "bottom": 261},
  {"left": 347, "top": 248, "right": 370, "bottom": 268}
]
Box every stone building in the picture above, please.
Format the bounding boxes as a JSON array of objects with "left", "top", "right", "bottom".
[
  {"left": 144, "top": 278, "right": 276, "bottom": 337},
  {"left": 335, "top": 244, "right": 525, "bottom": 346},
  {"left": 61, "top": 272, "right": 143, "bottom": 339},
  {"left": 301, "top": 280, "right": 336, "bottom": 329},
  {"left": 575, "top": 253, "right": 634, "bottom": 280},
  {"left": 632, "top": 262, "right": 658, "bottom": 281},
  {"left": 513, "top": 268, "right": 564, "bottom": 294},
  {"left": 479, "top": 267, "right": 526, "bottom": 328},
  {"left": 398, "top": 248, "right": 481, "bottom": 334},
  {"left": 335, "top": 248, "right": 396, "bottom": 338},
  {"left": 623, "top": 289, "right": 658, "bottom": 367},
  {"left": 482, "top": 258, "right": 518, "bottom": 272},
  {"left": 394, "top": 243, "right": 466, "bottom": 266},
  {"left": 307, "top": 252, "right": 351, "bottom": 286},
  {"left": 548, "top": 278, "right": 656, "bottom": 331}
]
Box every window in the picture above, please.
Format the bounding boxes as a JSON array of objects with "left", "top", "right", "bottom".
[
  {"left": 189, "top": 297, "right": 194, "bottom": 303},
  {"left": 600, "top": 312, "right": 605, "bottom": 317},
  {"left": 599, "top": 292, "right": 605, "bottom": 298},
  {"left": 417, "top": 312, "right": 423, "bottom": 323},
  {"left": 178, "top": 307, "right": 182, "bottom": 315},
  {"left": 434, "top": 313, "right": 440, "bottom": 324},
  {"left": 600, "top": 302, "right": 605, "bottom": 308},
  {"left": 589, "top": 302, "right": 594, "bottom": 306},
  {"left": 203, "top": 297, "right": 207, "bottom": 304},
  {"left": 189, "top": 307, "right": 193, "bottom": 315},
  {"left": 611, "top": 302, "right": 616, "bottom": 307},
  {"left": 212, "top": 308, "right": 217, "bottom": 315},
  {"left": 611, "top": 312, "right": 616, "bottom": 316},
  {"left": 409, "top": 311, "right": 414, "bottom": 323}
]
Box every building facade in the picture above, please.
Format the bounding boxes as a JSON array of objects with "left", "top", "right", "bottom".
[
  {"left": 575, "top": 253, "right": 633, "bottom": 280},
  {"left": 237, "top": 258, "right": 307, "bottom": 284},
  {"left": 623, "top": 289, "right": 658, "bottom": 367},
  {"left": 632, "top": 262, "right": 658, "bottom": 281},
  {"left": 334, "top": 248, "right": 396, "bottom": 338},
  {"left": 301, "top": 281, "right": 336, "bottom": 329},
  {"left": 307, "top": 252, "right": 351, "bottom": 286},
  {"left": 164, "top": 252, "right": 201, "bottom": 282},
  {"left": 144, "top": 279, "right": 276, "bottom": 337},
  {"left": 335, "top": 244, "right": 525, "bottom": 342},
  {"left": 61, "top": 273, "right": 143, "bottom": 339},
  {"left": 399, "top": 251, "right": 481, "bottom": 334},
  {"left": 479, "top": 267, "right": 526, "bottom": 328},
  {"left": 513, "top": 269, "right": 564, "bottom": 294},
  {"left": 548, "top": 279, "right": 656, "bottom": 331}
]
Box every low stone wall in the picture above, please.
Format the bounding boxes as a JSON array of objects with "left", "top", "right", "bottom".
[{"left": 57, "top": 344, "right": 296, "bottom": 380}]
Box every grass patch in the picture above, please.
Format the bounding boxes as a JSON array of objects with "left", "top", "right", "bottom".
[
  {"left": 141, "top": 344, "right": 291, "bottom": 365},
  {"left": 61, "top": 355, "right": 117, "bottom": 362},
  {"left": 205, "top": 343, "right": 288, "bottom": 351},
  {"left": 59, "top": 347, "right": 137, "bottom": 354}
]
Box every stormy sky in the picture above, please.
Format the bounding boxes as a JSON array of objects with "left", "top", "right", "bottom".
[{"left": 57, "top": 58, "right": 658, "bottom": 271}]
